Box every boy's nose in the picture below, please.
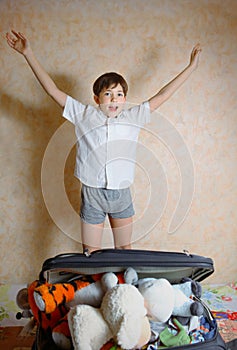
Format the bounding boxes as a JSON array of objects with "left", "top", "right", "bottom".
[{"left": 111, "top": 95, "right": 117, "bottom": 102}]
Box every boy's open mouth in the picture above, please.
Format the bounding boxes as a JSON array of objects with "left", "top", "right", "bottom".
[{"left": 108, "top": 105, "right": 118, "bottom": 112}]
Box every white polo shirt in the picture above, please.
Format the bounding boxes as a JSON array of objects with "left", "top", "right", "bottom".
[{"left": 63, "top": 96, "right": 151, "bottom": 189}]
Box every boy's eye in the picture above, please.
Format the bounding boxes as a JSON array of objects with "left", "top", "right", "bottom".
[{"left": 103, "top": 91, "right": 124, "bottom": 98}]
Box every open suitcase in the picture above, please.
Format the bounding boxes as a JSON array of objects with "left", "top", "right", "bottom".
[{"left": 31, "top": 249, "right": 227, "bottom": 350}]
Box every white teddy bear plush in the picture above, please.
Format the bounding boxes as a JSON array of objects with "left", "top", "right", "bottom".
[
  {"left": 68, "top": 284, "right": 151, "bottom": 350},
  {"left": 137, "top": 277, "right": 203, "bottom": 323},
  {"left": 68, "top": 304, "right": 112, "bottom": 350}
]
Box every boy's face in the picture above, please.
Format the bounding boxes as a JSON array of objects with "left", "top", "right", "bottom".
[{"left": 94, "top": 83, "right": 126, "bottom": 118}]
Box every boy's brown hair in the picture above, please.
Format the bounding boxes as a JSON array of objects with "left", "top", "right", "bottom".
[{"left": 93, "top": 72, "right": 128, "bottom": 97}]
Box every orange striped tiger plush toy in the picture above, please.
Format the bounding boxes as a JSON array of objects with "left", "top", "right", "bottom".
[{"left": 28, "top": 279, "right": 90, "bottom": 349}]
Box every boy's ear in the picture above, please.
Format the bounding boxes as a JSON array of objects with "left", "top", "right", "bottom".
[{"left": 94, "top": 95, "right": 100, "bottom": 105}]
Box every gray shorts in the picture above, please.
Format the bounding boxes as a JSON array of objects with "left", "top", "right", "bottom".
[{"left": 80, "top": 184, "right": 135, "bottom": 224}]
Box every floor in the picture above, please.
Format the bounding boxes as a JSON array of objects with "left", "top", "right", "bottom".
[{"left": 0, "top": 326, "right": 35, "bottom": 350}]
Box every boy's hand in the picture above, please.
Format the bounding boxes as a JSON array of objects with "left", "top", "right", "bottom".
[
  {"left": 6, "top": 30, "right": 30, "bottom": 56},
  {"left": 189, "top": 43, "right": 202, "bottom": 70}
]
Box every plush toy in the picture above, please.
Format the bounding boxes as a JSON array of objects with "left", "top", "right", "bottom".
[
  {"left": 26, "top": 278, "right": 97, "bottom": 349},
  {"left": 51, "top": 314, "right": 72, "bottom": 349},
  {"left": 101, "top": 284, "right": 150, "bottom": 349},
  {"left": 16, "top": 287, "right": 33, "bottom": 320},
  {"left": 136, "top": 275, "right": 204, "bottom": 323},
  {"left": 34, "top": 269, "right": 137, "bottom": 313},
  {"left": 28, "top": 269, "right": 137, "bottom": 350},
  {"left": 15, "top": 287, "right": 36, "bottom": 337},
  {"left": 68, "top": 284, "right": 151, "bottom": 350},
  {"left": 33, "top": 279, "right": 90, "bottom": 313},
  {"left": 27, "top": 280, "right": 72, "bottom": 349}
]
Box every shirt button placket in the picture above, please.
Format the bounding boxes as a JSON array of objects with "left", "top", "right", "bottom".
[{"left": 105, "top": 118, "right": 110, "bottom": 188}]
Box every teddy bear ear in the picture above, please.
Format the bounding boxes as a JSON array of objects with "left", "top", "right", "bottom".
[
  {"left": 101, "top": 272, "right": 118, "bottom": 292},
  {"left": 117, "top": 314, "right": 141, "bottom": 349},
  {"left": 124, "top": 267, "right": 138, "bottom": 285}
]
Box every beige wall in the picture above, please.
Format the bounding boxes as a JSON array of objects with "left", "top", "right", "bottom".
[{"left": 0, "top": 0, "right": 236, "bottom": 284}]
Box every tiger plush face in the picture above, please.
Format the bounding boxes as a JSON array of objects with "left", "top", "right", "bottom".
[{"left": 33, "top": 280, "right": 90, "bottom": 314}]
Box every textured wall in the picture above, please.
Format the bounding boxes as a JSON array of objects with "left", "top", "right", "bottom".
[{"left": 0, "top": 0, "right": 236, "bottom": 284}]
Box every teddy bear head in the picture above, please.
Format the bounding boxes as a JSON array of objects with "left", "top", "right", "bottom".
[{"left": 101, "top": 283, "right": 151, "bottom": 349}]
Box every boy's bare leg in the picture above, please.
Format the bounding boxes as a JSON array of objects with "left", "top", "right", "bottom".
[
  {"left": 81, "top": 221, "right": 104, "bottom": 253},
  {"left": 109, "top": 216, "right": 133, "bottom": 249}
]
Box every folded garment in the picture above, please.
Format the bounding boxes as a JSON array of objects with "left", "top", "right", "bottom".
[
  {"left": 190, "top": 316, "right": 217, "bottom": 343},
  {"left": 159, "top": 318, "right": 190, "bottom": 347}
]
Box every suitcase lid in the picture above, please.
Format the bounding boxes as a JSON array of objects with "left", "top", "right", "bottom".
[{"left": 40, "top": 249, "right": 214, "bottom": 284}]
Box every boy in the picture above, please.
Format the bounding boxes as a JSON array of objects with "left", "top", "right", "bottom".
[{"left": 6, "top": 30, "right": 201, "bottom": 253}]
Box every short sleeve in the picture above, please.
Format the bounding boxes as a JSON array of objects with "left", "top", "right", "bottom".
[
  {"left": 124, "top": 101, "right": 151, "bottom": 126},
  {"left": 62, "top": 95, "right": 87, "bottom": 125}
]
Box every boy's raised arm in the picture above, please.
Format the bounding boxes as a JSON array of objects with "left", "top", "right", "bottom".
[
  {"left": 6, "top": 30, "right": 67, "bottom": 108},
  {"left": 148, "top": 44, "right": 202, "bottom": 112}
]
